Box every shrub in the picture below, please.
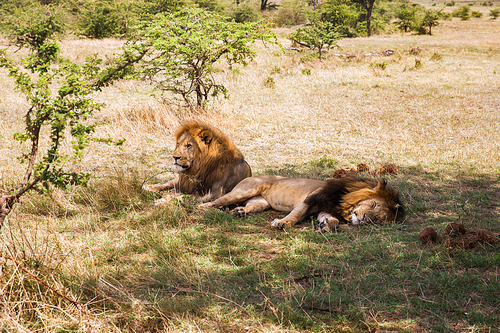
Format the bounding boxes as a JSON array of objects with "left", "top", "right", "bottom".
[
  {"left": 370, "top": 61, "right": 387, "bottom": 70},
  {"left": 490, "top": 8, "right": 500, "bottom": 19},
  {"left": 263, "top": 76, "right": 276, "bottom": 88},
  {"left": 452, "top": 6, "right": 471, "bottom": 20},
  {"left": 227, "top": 1, "right": 262, "bottom": 23},
  {"left": 1, "top": 4, "right": 66, "bottom": 54},
  {"left": 319, "top": 0, "right": 358, "bottom": 37},
  {"left": 471, "top": 10, "right": 483, "bottom": 18},
  {"left": 139, "top": 0, "right": 188, "bottom": 14},
  {"left": 272, "top": 0, "right": 309, "bottom": 27},
  {"left": 194, "top": 0, "right": 226, "bottom": 13},
  {"left": 77, "top": 0, "right": 136, "bottom": 38},
  {"left": 430, "top": 52, "right": 443, "bottom": 61}
]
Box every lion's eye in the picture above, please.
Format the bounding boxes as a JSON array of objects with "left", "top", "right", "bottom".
[
  {"left": 186, "top": 144, "right": 192, "bottom": 149},
  {"left": 371, "top": 202, "right": 377, "bottom": 209}
]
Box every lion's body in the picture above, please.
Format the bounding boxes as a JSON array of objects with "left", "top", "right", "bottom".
[
  {"left": 144, "top": 121, "right": 251, "bottom": 203},
  {"left": 201, "top": 175, "right": 404, "bottom": 232}
]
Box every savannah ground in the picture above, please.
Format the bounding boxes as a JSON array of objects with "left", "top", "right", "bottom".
[{"left": 1, "top": 4, "right": 500, "bottom": 332}]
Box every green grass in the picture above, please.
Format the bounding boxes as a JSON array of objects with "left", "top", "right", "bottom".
[{"left": 4, "top": 162, "right": 498, "bottom": 332}]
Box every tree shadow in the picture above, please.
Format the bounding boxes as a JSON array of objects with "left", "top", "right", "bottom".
[{"left": 79, "top": 164, "right": 500, "bottom": 332}]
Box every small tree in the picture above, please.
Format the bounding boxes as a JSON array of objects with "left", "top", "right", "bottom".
[
  {"left": 319, "top": 0, "right": 358, "bottom": 37},
  {"left": 395, "top": 6, "right": 417, "bottom": 33},
  {"left": 288, "top": 18, "right": 341, "bottom": 59},
  {"left": 420, "top": 9, "right": 442, "bottom": 35},
  {"left": 490, "top": 8, "right": 500, "bottom": 19},
  {"left": 0, "top": 8, "right": 145, "bottom": 228},
  {"left": 127, "top": 8, "right": 279, "bottom": 112}
]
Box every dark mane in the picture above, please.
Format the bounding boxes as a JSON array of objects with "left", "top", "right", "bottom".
[{"left": 304, "top": 177, "right": 404, "bottom": 223}]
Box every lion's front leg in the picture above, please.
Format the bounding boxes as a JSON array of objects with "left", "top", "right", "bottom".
[
  {"left": 143, "top": 177, "right": 179, "bottom": 192},
  {"left": 199, "top": 184, "right": 264, "bottom": 210},
  {"left": 232, "top": 196, "right": 270, "bottom": 218},
  {"left": 315, "top": 212, "right": 340, "bottom": 233},
  {"left": 271, "top": 202, "right": 309, "bottom": 230}
]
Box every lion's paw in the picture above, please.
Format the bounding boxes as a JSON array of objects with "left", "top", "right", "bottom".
[
  {"left": 231, "top": 207, "right": 247, "bottom": 219},
  {"left": 315, "top": 215, "right": 340, "bottom": 233},
  {"left": 198, "top": 202, "right": 213, "bottom": 209},
  {"left": 316, "top": 220, "right": 332, "bottom": 233},
  {"left": 143, "top": 184, "right": 158, "bottom": 192},
  {"left": 271, "top": 219, "right": 289, "bottom": 230},
  {"left": 154, "top": 195, "right": 173, "bottom": 206},
  {"left": 154, "top": 194, "right": 183, "bottom": 206}
]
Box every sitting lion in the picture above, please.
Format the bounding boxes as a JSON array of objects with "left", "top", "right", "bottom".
[
  {"left": 200, "top": 175, "right": 405, "bottom": 232},
  {"left": 144, "top": 121, "right": 252, "bottom": 204}
]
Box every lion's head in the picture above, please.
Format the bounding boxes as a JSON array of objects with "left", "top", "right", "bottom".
[
  {"left": 340, "top": 179, "right": 405, "bottom": 224},
  {"left": 172, "top": 121, "right": 251, "bottom": 198},
  {"left": 172, "top": 124, "right": 213, "bottom": 173}
]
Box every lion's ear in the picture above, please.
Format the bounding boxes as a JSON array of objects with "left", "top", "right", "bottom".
[
  {"left": 373, "top": 180, "right": 387, "bottom": 192},
  {"left": 198, "top": 129, "right": 213, "bottom": 145}
]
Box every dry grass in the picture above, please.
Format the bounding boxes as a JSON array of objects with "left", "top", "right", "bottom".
[{"left": 1, "top": 14, "right": 500, "bottom": 333}]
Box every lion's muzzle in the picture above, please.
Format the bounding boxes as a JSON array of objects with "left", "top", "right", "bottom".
[
  {"left": 173, "top": 156, "right": 189, "bottom": 172},
  {"left": 351, "top": 213, "right": 362, "bottom": 225}
]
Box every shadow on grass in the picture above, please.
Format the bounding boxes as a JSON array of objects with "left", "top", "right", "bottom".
[{"left": 79, "top": 164, "right": 500, "bottom": 332}]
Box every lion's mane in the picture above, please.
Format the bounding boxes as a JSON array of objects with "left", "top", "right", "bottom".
[
  {"left": 304, "top": 177, "right": 405, "bottom": 223},
  {"left": 175, "top": 121, "right": 250, "bottom": 195}
]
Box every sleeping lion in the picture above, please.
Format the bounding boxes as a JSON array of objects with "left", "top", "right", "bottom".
[{"left": 200, "top": 175, "right": 405, "bottom": 232}]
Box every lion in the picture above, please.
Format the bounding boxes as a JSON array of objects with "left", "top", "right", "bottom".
[
  {"left": 200, "top": 175, "right": 405, "bottom": 232},
  {"left": 143, "top": 121, "right": 252, "bottom": 204}
]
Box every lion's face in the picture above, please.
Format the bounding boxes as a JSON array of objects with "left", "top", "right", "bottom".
[
  {"left": 172, "top": 132, "right": 199, "bottom": 173},
  {"left": 350, "top": 197, "right": 393, "bottom": 225}
]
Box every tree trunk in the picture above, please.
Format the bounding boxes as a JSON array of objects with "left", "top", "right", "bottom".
[
  {"left": 355, "top": 0, "right": 376, "bottom": 37},
  {"left": 0, "top": 195, "right": 15, "bottom": 229},
  {"left": 260, "top": 0, "right": 268, "bottom": 11},
  {"left": 366, "top": 3, "right": 374, "bottom": 36}
]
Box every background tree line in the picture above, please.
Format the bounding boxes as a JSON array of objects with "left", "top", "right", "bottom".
[{"left": 2, "top": 0, "right": 483, "bottom": 40}]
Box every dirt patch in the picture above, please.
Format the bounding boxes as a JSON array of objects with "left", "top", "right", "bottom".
[
  {"left": 444, "top": 222, "right": 467, "bottom": 237},
  {"left": 330, "top": 163, "right": 399, "bottom": 179},
  {"left": 419, "top": 223, "right": 499, "bottom": 250},
  {"left": 419, "top": 227, "right": 438, "bottom": 245},
  {"left": 443, "top": 230, "right": 499, "bottom": 250}
]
